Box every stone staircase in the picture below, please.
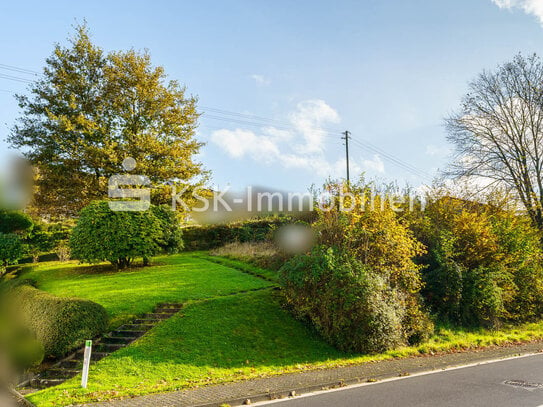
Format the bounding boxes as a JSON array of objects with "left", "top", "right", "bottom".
[{"left": 24, "top": 302, "right": 183, "bottom": 391}]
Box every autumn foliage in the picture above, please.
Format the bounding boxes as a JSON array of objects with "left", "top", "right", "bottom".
[{"left": 280, "top": 182, "right": 433, "bottom": 353}]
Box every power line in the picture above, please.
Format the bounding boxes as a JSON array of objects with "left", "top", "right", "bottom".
[
  {"left": 0, "top": 62, "right": 434, "bottom": 182},
  {"left": 200, "top": 106, "right": 295, "bottom": 128},
  {"left": 351, "top": 143, "right": 431, "bottom": 180},
  {"left": 203, "top": 110, "right": 433, "bottom": 181},
  {"left": 203, "top": 113, "right": 342, "bottom": 138},
  {"left": 201, "top": 106, "right": 344, "bottom": 137},
  {"left": 197, "top": 122, "right": 343, "bottom": 147},
  {"left": 0, "top": 73, "right": 33, "bottom": 84},
  {"left": 351, "top": 138, "right": 432, "bottom": 179},
  {"left": 349, "top": 138, "right": 433, "bottom": 181},
  {"left": 0, "top": 63, "right": 39, "bottom": 76}
]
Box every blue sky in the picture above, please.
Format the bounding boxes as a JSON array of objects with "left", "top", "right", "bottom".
[{"left": 1, "top": 0, "right": 543, "bottom": 193}]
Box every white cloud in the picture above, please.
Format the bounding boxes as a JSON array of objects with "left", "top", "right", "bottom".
[
  {"left": 362, "top": 154, "right": 385, "bottom": 173},
  {"left": 250, "top": 74, "right": 271, "bottom": 86},
  {"left": 210, "top": 100, "right": 384, "bottom": 178},
  {"left": 492, "top": 0, "right": 543, "bottom": 24},
  {"left": 277, "top": 154, "right": 363, "bottom": 178},
  {"left": 211, "top": 128, "right": 279, "bottom": 162},
  {"left": 289, "top": 100, "right": 340, "bottom": 154},
  {"left": 425, "top": 144, "right": 451, "bottom": 157}
]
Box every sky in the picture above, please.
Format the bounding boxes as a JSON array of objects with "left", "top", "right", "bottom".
[{"left": 1, "top": 0, "right": 543, "bottom": 193}]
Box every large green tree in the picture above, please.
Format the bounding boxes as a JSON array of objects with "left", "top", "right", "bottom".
[{"left": 9, "top": 25, "right": 206, "bottom": 217}]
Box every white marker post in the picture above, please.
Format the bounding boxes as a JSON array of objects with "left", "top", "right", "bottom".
[{"left": 81, "top": 340, "right": 92, "bottom": 388}]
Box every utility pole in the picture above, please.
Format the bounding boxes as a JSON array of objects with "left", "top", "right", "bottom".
[{"left": 342, "top": 130, "right": 351, "bottom": 183}]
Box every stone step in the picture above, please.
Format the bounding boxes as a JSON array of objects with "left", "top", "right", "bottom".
[
  {"left": 30, "top": 377, "right": 66, "bottom": 389},
  {"left": 38, "top": 368, "right": 80, "bottom": 380},
  {"left": 58, "top": 359, "right": 82, "bottom": 369},
  {"left": 144, "top": 313, "right": 172, "bottom": 319},
  {"left": 110, "top": 329, "right": 147, "bottom": 337},
  {"left": 102, "top": 336, "right": 137, "bottom": 345},
  {"left": 155, "top": 305, "right": 182, "bottom": 310},
  {"left": 154, "top": 307, "right": 182, "bottom": 313},
  {"left": 155, "top": 305, "right": 183, "bottom": 312},
  {"left": 133, "top": 318, "right": 161, "bottom": 324},
  {"left": 95, "top": 343, "right": 124, "bottom": 353},
  {"left": 76, "top": 350, "right": 109, "bottom": 361},
  {"left": 120, "top": 324, "right": 153, "bottom": 331}
]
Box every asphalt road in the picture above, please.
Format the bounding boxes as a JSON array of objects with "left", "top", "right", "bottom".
[{"left": 259, "top": 354, "right": 543, "bottom": 407}]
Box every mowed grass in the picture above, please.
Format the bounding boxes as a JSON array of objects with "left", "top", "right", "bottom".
[
  {"left": 28, "top": 287, "right": 543, "bottom": 406},
  {"left": 21, "top": 253, "right": 543, "bottom": 406},
  {"left": 28, "top": 290, "right": 344, "bottom": 406},
  {"left": 19, "top": 253, "right": 273, "bottom": 327}
]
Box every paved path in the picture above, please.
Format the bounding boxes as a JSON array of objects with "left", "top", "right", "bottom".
[
  {"left": 84, "top": 341, "right": 543, "bottom": 407},
  {"left": 258, "top": 353, "right": 543, "bottom": 407}
]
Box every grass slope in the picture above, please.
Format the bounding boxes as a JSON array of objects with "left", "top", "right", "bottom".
[
  {"left": 28, "top": 290, "right": 344, "bottom": 406},
  {"left": 21, "top": 253, "right": 543, "bottom": 406},
  {"left": 19, "top": 253, "right": 273, "bottom": 327}
]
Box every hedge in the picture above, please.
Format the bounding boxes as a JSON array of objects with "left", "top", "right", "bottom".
[
  {"left": 182, "top": 218, "right": 289, "bottom": 251},
  {"left": 10, "top": 285, "right": 109, "bottom": 357}
]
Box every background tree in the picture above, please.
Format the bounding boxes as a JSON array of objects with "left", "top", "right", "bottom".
[
  {"left": 23, "top": 223, "right": 54, "bottom": 263},
  {"left": 0, "top": 234, "right": 23, "bottom": 276},
  {"left": 0, "top": 210, "right": 34, "bottom": 274},
  {"left": 0, "top": 210, "right": 33, "bottom": 236},
  {"left": 446, "top": 53, "right": 543, "bottom": 230},
  {"left": 70, "top": 201, "right": 177, "bottom": 269},
  {"left": 9, "top": 24, "right": 206, "bottom": 218}
]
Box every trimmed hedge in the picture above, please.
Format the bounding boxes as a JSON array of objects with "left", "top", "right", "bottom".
[
  {"left": 183, "top": 218, "right": 289, "bottom": 251},
  {"left": 11, "top": 285, "right": 108, "bottom": 357}
]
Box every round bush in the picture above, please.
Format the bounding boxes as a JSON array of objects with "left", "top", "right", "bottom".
[
  {"left": 70, "top": 201, "right": 165, "bottom": 269},
  {"left": 11, "top": 285, "right": 108, "bottom": 357}
]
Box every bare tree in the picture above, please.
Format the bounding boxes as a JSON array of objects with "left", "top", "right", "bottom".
[{"left": 446, "top": 53, "right": 543, "bottom": 229}]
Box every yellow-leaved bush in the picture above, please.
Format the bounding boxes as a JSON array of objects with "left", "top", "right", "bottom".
[
  {"left": 408, "top": 194, "right": 543, "bottom": 327},
  {"left": 279, "top": 182, "right": 433, "bottom": 353}
]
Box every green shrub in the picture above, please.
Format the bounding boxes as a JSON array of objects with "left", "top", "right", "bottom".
[
  {"left": 461, "top": 266, "right": 505, "bottom": 327},
  {"left": 10, "top": 285, "right": 108, "bottom": 357},
  {"left": 0, "top": 210, "right": 33, "bottom": 236},
  {"left": 24, "top": 223, "right": 55, "bottom": 263},
  {"left": 70, "top": 201, "right": 167, "bottom": 269},
  {"left": 0, "top": 233, "right": 23, "bottom": 275},
  {"left": 183, "top": 218, "right": 289, "bottom": 250},
  {"left": 279, "top": 246, "right": 405, "bottom": 353},
  {"left": 151, "top": 205, "right": 184, "bottom": 255},
  {"left": 311, "top": 182, "right": 433, "bottom": 344},
  {"left": 409, "top": 194, "right": 543, "bottom": 327}
]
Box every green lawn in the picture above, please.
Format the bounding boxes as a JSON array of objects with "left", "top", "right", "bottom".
[
  {"left": 21, "top": 253, "right": 543, "bottom": 406},
  {"left": 19, "top": 253, "right": 273, "bottom": 327},
  {"left": 28, "top": 290, "right": 345, "bottom": 406}
]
